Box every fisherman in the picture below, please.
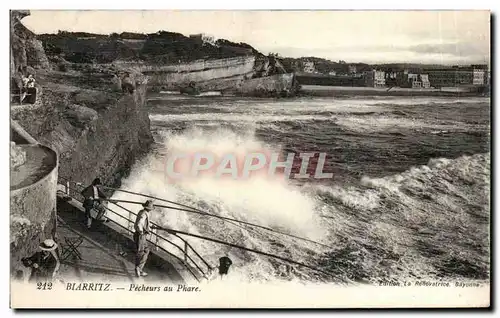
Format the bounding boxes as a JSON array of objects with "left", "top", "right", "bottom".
[
  {"left": 21, "top": 239, "right": 60, "bottom": 283},
  {"left": 121, "top": 72, "right": 135, "bottom": 94},
  {"left": 20, "top": 72, "right": 30, "bottom": 103},
  {"left": 81, "top": 178, "right": 108, "bottom": 229},
  {"left": 24, "top": 74, "right": 37, "bottom": 104},
  {"left": 218, "top": 256, "right": 233, "bottom": 280},
  {"left": 133, "top": 200, "right": 156, "bottom": 277}
]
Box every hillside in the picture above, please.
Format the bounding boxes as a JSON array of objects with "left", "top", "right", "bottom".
[{"left": 39, "top": 31, "right": 263, "bottom": 65}]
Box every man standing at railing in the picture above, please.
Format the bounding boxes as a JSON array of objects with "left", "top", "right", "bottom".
[
  {"left": 133, "top": 200, "right": 155, "bottom": 277},
  {"left": 81, "top": 178, "right": 107, "bottom": 229}
]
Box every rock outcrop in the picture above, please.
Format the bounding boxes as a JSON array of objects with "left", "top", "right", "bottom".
[
  {"left": 38, "top": 29, "right": 297, "bottom": 97},
  {"left": 11, "top": 10, "right": 50, "bottom": 71},
  {"left": 12, "top": 77, "right": 153, "bottom": 189},
  {"left": 10, "top": 142, "right": 27, "bottom": 169},
  {"left": 10, "top": 11, "right": 154, "bottom": 272},
  {"left": 11, "top": 11, "right": 153, "bottom": 189}
]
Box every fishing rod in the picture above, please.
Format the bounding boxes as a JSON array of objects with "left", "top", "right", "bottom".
[
  {"left": 61, "top": 178, "right": 283, "bottom": 245},
  {"left": 106, "top": 187, "right": 270, "bottom": 240},
  {"left": 102, "top": 186, "right": 211, "bottom": 214},
  {"left": 107, "top": 198, "right": 332, "bottom": 249},
  {"left": 103, "top": 186, "right": 332, "bottom": 249},
  {"left": 62, "top": 180, "right": 331, "bottom": 248},
  {"left": 154, "top": 224, "right": 336, "bottom": 280},
  {"left": 58, "top": 179, "right": 336, "bottom": 280},
  {"left": 112, "top": 199, "right": 320, "bottom": 260}
]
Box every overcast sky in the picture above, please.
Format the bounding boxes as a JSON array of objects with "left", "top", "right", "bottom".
[{"left": 22, "top": 10, "right": 490, "bottom": 64}]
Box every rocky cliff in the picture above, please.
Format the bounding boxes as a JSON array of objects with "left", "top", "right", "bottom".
[
  {"left": 115, "top": 55, "right": 296, "bottom": 96},
  {"left": 38, "top": 28, "right": 297, "bottom": 96},
  {"left": 12, "top": 71, "right": 153, "bottom": 189},
  {"left": 11, "top": 10, "right": 50, "bottom": 72},
  {"left": 10, "top": 11, "right": 153, "bottom": 192}
]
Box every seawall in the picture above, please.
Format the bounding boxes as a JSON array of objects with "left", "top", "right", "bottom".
[
  {"left": 118, "top": 56, "right": 256, "bottom": 92},
  {"left": 115, "top": 56, "right": 298, "bottom": 96}
]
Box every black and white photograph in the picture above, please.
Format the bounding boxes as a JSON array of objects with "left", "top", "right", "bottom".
[{"left": 8, "top": 8, "right": 491, "bottom": 308}]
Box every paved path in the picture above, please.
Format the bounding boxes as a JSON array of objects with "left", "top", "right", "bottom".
[{"left": 55, "top": 198, "right": 186, "bottom": 284}]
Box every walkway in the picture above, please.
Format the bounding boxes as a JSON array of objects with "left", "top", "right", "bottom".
[{"left": 55, "top": 197, "right": 186, "bottom": 284}]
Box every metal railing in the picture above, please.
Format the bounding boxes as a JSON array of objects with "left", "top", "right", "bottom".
[{"left": 57, "top": 178, "right": 213, "bottom": 282}]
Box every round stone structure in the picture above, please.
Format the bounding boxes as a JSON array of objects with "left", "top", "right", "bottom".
[{"left": 10, "top": 144, "right": 58, "bottom": 277}]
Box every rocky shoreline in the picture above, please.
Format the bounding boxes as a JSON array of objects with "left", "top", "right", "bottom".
[{"left": 10, "top": 11, "right": 155, "bottom": 193}]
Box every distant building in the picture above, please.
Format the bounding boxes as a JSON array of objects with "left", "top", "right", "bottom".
[
  {"left": 328, "top": 71, "right": 337, "bottom": 76},
  {"left": 348, "top": 65, "right": 357, "bottom": 74},
  {"left": 472, "top": 67, "right": 486, "bottom": 85},
  {"left": 412, "top": 80, "right": 422, "bottom": 88},
  {"left": 420, "top": 74, "right": 431, "bottom": 88},
  {"left": 406, "top": 73, "right": 422, "bottom": 88},
  {"left": 425, "top": 66, "right": 474, "bottom": 88},
  {"left": 364, "top": 70, "right": 386, "bottom": 87},
  {"left": 189, "top": 33, "right": 216, "bottom": 46},
  {"left": 189, "top": 34, "right": 203, "bottom": 42},
  {"left": 202, "top": 34, "right": 216, "bottom": 46},
  {"left": 407, "top": 73, "right": 419, "bottom": 81},
  {"left": 422, "top": 65, "right": 490, "bottom": 88},
  {"left": 303, "top": 61, "right": 315, "bottom": 73},
  {"left": 385, "top": 72, "right": 397, "bottom": 79}
]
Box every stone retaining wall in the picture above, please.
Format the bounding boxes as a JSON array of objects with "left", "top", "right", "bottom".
[{"left": 10, "top": 144, "right": 58, "bottom": 276}]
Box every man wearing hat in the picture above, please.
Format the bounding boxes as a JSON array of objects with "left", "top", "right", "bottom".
[
  {"left": 21, "top": 239, "right": 60, "bottom": 282},
  {"left": 81, "top": 177, "right": 107, "bottom": 229},
  {"left": 133, "top": 200, "right": 155, "bottom": 277}
]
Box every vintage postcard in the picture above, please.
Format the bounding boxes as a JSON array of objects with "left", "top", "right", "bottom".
[{"left": 9, "top": 9, "right": 490, "bottom": 308}]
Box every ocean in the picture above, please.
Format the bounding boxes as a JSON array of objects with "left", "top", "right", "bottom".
[{"left": 110, "top": 95, "right": 490, "bottom": 285}]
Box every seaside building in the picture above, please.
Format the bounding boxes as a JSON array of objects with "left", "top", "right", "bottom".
[
  {"left": 384, "top": 71, "right": 398, "bottom": 87},
  {"left": 472, "top": 66, "right": 486, "bottom": 86},
  {"left": 420, "top": 74, "right": 431, "bottom": 88},
  {"left": 303, "top": 61, "right": 315, "bottom": 73},
  {"left": 364, "top": 70, "right": 386, "bottom": 87},
  {"left": 407, "top": 73, "right": 419, "bottom": 82},
  {"left": 425, "top": 65, "right": 488, "bottom": 88},
  {"left": 411, "top": 79, "right": 422, "bottom": 88},
  {"left": 348, "top": 65, "right": 357, "bottom": 74}
]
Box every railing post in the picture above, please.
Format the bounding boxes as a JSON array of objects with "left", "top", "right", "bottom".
[
  {"left": 155, "top": 228, "right": 159, "bottom": 252},
  {"left": 184, "top": 241, "right": 188, "bottom": 263},
  {"left": 65, "top": 181, "right": 70, "bottom": 196},
  {"left": 129, "top": 212, "right": 134, "bottom": 233}
]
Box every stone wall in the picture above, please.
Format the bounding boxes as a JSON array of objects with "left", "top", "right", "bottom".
[
  {"left": 135, "top": 56, "right": 255, "bottom": 73},
  {"left": 11, "top": 10, "right": 50, "bottom": 71},
  {"left": 10, "top": 144, "right": 58, "bottom": 277},
  {"left": 10, "top": 142, "right": 27, "bottom": 168},
  {"left": 142, "top": 56, "right": 256, "bottom": 90}
]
